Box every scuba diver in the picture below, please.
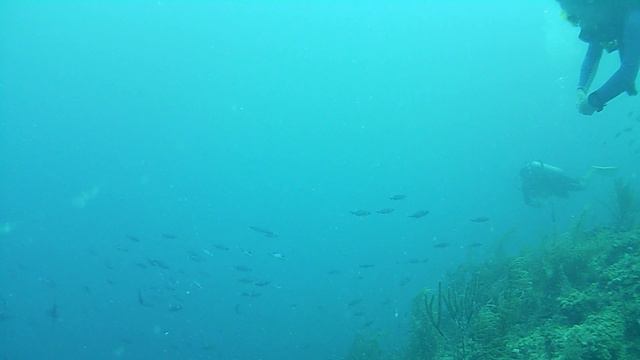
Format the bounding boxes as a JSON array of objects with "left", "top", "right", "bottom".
[
  {"left": 520, "top": 161, "right": 617, "bottom": 207},
  {"left": 556, "top": 0, "right": 640, "bottom": 115}
]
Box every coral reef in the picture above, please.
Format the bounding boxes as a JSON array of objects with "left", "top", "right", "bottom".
[
  {"left": 357, "top": 224, "right": 640, "bottom": 360},
  {"left": 404, "top": 226, "right": 640, "bottom": 360}
]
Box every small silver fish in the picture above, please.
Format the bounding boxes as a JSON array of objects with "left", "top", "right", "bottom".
[
  {"left": 233, "top": 265, "right": 252, "bottom": 272},
  {"left": 409, "top": 210, "right": 429, "bottom": 218},
  {"left": 376, "top": 208, "right": 395, "bottom": 214},
  {"left": 249, "top": 226, "right": 278, "bottom": 238},
  {"left": 350, "top": 210, "right": 371, "bottom": 217}
]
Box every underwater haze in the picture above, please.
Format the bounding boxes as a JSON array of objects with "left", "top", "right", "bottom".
[{"left": 1, "top": 1, "right": 639, "bottom": 359}]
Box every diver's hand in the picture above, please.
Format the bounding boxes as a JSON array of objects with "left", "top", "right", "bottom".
[
  {"left": 576, "top": 88, "right": 587, "bottom": 106},
  {"left": 576, "top": 89, "right": 596, "bottom": 116},
  {"left": 578, "top": 99, "right": 597, "bottom": 115}
]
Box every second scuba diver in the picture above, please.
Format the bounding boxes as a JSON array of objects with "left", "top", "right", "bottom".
[{"left": 520, "top": 161, "right": 617, "bottom": 207}]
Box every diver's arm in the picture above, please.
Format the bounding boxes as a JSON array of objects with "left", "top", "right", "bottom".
[
  {"left": 588, "top": 10, "right": 640, "bottom": 110},
  {"left": 578, "top": 43, "right": 603, "bottom": 93}
]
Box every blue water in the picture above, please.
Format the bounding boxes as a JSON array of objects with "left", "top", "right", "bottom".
[{"left": 1, "top": 1, "right": 639, "bottom": 359}]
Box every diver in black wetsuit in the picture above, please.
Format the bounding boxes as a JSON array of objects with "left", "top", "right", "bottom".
[
  {"left": 520, "top": 161, "right": 584, "bottom": 207},
  {"left": 557, "top": 0, "right": 640, "bottom": 114}
]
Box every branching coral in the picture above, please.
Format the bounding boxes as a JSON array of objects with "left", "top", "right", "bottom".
[
  {"left": 423, "top": 277, "right": 483, "bottom": 359},
  {"left": 611, "top": 179, "right": 639, "bottom": 231}
]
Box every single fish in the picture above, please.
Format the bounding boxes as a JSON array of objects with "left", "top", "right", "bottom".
[
  {"left": 213, "top": 244, "right": 230, "bottom": 251},
  {"left": 233, "top": 265, "right": 252, "bottom": 272},
  {"left": 126, "top": 235, "right": 141, "bottom": 243},
  {"left": 376, "top": 208, "right": 395, "bottom": 214},
  {"left": 470, "top": 216, "right": 490, "bottom": 223},
  {"left": 147, "top": 259, "right": 171, "bottom": 270},
  {"left": 46, "top": 303, "right": 59, "bottom": 322},
  {"left": 242, "top": 249, "right": 254, "bottom": 257},
  {"left": 399, "top": 277, "right": 411, "bottom": 286},
  {"left": 187, "top": 250, "right": 205, "bottom": 263},
  {"left": 161, "top": 233, "right": 178, "bottom": 239},
  {"left": 168, "top": 303, "right": 183, "bottom": 312},
  {"left": 389, "top": 194, "right": 406, "bottom": 200},
  {"left": 138, "top": 289, "right": 153, "bottom": 308},
  {"left": 409, "top": 210, "right": 430, "bottom": 218},
  {"left": 254, "top": 280, "right": 271, "bottom": 287},
  {"left": 468, "top": 242, "right": 484, "bottom": 248},
  {"left": 241, "top": 291, "right": 261, "bottom": 298},
  {"left": 327, "top": 269, "right": 341, "bottom": 275},
  {"left": 237, "top": 278, "right": 254, "bottom": 284},
  {"left": 270, "top": 252, "right": 286, "bottom": 260},
  {"left": 404, "top": 258, "right": 428, "bottom": 265},
  {"left": 359, "top": 264, "right": 376, "bottom": 269},
  {"left": 347, "top": 299, "right": 363, "bottom": 307},
  {"left": 433, "top": 242, "right": 451, "bottom": 249},
  {"left": 350, "top": 210, "right": 371, "bottom": 217},
  {"left": 249, "top": 226, "right": 278, "bottom": 238}
]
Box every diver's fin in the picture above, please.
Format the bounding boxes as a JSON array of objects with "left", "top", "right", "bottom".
[
  {"left": 590, "top": 165, "right": 618, "bottom": 177},
  {"left": 582, "top": 165, "right": 618, "bottom": 183}
]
